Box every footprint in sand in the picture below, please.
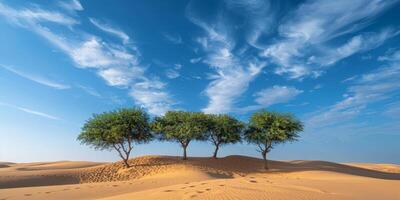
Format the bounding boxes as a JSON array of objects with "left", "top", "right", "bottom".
[
  {"left": 189, "top": 185, "right": 195, "bottom": 188},
  {"left": 24, "top": 194, "right": 32, "bottom": 197},
  {"left": 190, "top": 195, "right": 197, "bottom": 198},
  {"left": 163, "top": 189, "right": 174, "bottom": 192},
  {"left": 219, "top": 184, "right": 225, "bottom": 186},
  {"left": 196, "top": 191, "right": 203, "bottom": 194},
  {"left": 205, "top": 188, "right": 211, "bottom": 191},
  {"left": 112, "top": 185, "right": 119, "bottom": 187},
  {"left": 201, "top": 183, "right": 207, "bottom": 185},
  {"left": 45, "top": 191, "right": 52, "bottom": 194},
  {"left": 249, "top": 180, "right": 257, "bottom": 183}
]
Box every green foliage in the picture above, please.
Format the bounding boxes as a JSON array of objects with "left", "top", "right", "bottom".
[
  {"left": 244, "top": 110, "right": 303, "bottom": 169},
  {"left": 206, "top": 114, "right": 244, "bottom": 158},
  {"left": 152, "top": 111, "right": 208, "bottom": 159},
  {"left": 77, "top": 108, "right": 152, "bottom": 167}
]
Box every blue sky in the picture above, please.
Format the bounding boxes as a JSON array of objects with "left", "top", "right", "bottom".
[{"left": 1, "top": 0, "right": 400, "bottom": 164}]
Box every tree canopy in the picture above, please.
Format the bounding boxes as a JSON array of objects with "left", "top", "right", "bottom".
[
  {"left": 206, "top": 114, "right": 244, "bottom": 158},
  {"left": 152, "top": 111, "right": 208, "bottom": 160},
  {"left": 77, "top": 108, "right": 153, "bottom": 168},
  {"left": 244, "top": 110, "right": 303, "bottom": 169}
]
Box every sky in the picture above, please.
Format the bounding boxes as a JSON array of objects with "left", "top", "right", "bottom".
[{"left": 0, "top": 0, "right": 400, "bottom": 164}]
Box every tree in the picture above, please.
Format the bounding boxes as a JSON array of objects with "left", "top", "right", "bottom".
[
  {"left": 152, "top": 111, "right": 208, "bottom": 160},
  {"left": 244, "top": 110, "right": 303, "bottom": 170},
  {"left": 77, "top": 108, "right": 153, "bottom": 168},
  {"left": 206, "top": 114, "right": 244, "bottom": 158}
]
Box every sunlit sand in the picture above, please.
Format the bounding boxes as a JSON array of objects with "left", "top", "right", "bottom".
[{"left": 1, "top": 156, "right": 399, "bottom": 200}]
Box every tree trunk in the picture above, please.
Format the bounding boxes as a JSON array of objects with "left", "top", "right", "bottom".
[
  {"left": 213, "top": 145, "right": 219, "bottom": 159},
  {"left": 123, "top": 158, "right": 130, "bottom": 168},
  {"left": 182, "top": 145, "right": 188, "bottom": 160},
  {"left": 262, "top": 151, "right": 268, "bottom": 170}
]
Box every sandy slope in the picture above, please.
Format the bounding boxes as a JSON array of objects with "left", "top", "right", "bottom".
[{"left": 0, "top": 156, "right": 399, "bottom": 200}]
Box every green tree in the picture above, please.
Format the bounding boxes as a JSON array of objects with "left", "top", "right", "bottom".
[
  {"left": 77, "top": 108, "right": 153, "bottom": 168},
  {"left": 152, "top": 111, "right": 208, "bottom": 160},
  {"left": 244, "top": 110, "right": 303, "bottom": 170},
  {"left": 206, "top": 114, "right": 244, "bottom": 158}
]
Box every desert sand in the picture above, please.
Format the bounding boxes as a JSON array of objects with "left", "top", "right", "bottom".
[{"left": 1, "top": 156, "right": 399, "bottom": 200}]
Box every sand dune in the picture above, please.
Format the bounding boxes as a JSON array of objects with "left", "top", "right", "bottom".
[{"left": 0, "top": 156, "right": 399, "bottom": 200}]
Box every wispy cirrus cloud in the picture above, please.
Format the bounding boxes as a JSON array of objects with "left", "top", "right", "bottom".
[
  {"left": 186, "top": 3, "right": 266, "bottom": 113},
  {"left": 309, "top": 28, "right": 400, "bottom": 66},
  {"left": 306, "top": 59, "right": 400, "bottom": 129},
  {"left": 76, "top": 85, "right": 101, "bottom": 98},
  {"left": 260, "top": 0, "right": 399, "bottom": 79},
  {"left": 0, "top": 2, "right": 174, "bottom": 115},
  {"left": 59, "top": 0, "right": 83, "bottom": 12},
  {"left": 378, "top": 49, "right": 400, "bottom": 61},
  {"left": 0, "top": 65, "right": 70, "bottom": 90},
  {"left": 189, "top": 57, "right": 202, "bottom": 63},
  {"left": 0, "top": 102, "right": 60, "bottom": 120},
  {"left": 89, "top": 18, "right": 130, "bottom": 44},
  {"left": 130, "top": 79, "right": 175, "bottom": 115},
  {"left": 186, "top": 0, "right": 398, "bottom": 113},
  {"left": 165, "top": 64, "right": 182, "bottom": 79},
  {"left": 224, "top": 0, "right": 276, "bottom": 49},
  {"left": 238, "top": 86, "right": 303, "bottom": 113},
  {"left": 163, "top": 33, "right": 183, "bottom": 44},
  {"left": 0, "top": 3, "right": 78, "bottom": 26}
]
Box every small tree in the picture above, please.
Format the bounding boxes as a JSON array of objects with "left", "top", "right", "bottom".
[
  {"left": 152, "top": 111, "right": 208, "bottom": 160},
  {"left": 77, "top": 108, "right": 152, "bottom": 168},
  {"left": 206, "top": 114, "right": 243, "bottom": 158},
  {"left": 244, "top": 110, "right": 303, "bottom": 170}
]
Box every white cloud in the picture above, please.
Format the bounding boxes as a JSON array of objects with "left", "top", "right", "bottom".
[
  {"left": 90, "top": 18, "right": 130, "bottom": 44},
  {"left": 163, "top": 33, "right": 183, "bottom": 44},
  {"left": 190, "top": 57, "right": 202, "bottom": 63},
  {"left": 187, "top": 5, "right": 267, "bottom": 113},
  {"left": 59, "top": 0, "right": 83, "bottom": 12},
  {"left": 130, "top": 79, "right": 174, "bottom": 115},
  {"left": 0, "top": 65, "right": 70, "bottom": 90},
  {"left": 238, "top": 85, "right": 302, "bottom": 112},
  {"left": 259, "top": 0, "right": 398, "bottom": 79},
  {"left": 378, "top": 49, "right": 400, "bottom": 62},
  {"left": 254, "top": 86, "right": 303, "bottom": 106},
  {"left": 98, "top": 67, "right": 144, "bottom": 86},
  {"left": 224, "top": 0, "right": 276, "bottom": 49},
  {"left": 71, "top": 38, "right": 114, "bottom": 68},
  {"left": 0, "top": 102, "right": 60, "bottom": 120},
  {"left": 203, "top": 62, "right": 265, "bottom": 114},
  {"left": 0, "top": 3, "right": 78, "bottom": 26},
  {"left": 165, "top": 69, "right": 180, "bottom": 79},
  {"left": 310, "top": 28, "right": 400, "bottom": 66},
  {"left": 164, "top": 64, "right": 182, "bottom": 79}
]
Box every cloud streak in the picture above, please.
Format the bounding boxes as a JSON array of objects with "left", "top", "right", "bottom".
[
  {"left": 0, "top": 65, "right": 70, "bottom": 90},
  {"left": 238, "top": 86, "right": 303, "bottom": 113},
  {"left": 163, "top": 33, "right": 183, "bottom": 44},
  {"left": 89, "top": 18, "right": 130, "bottom": 44},
  {"left": 0, "top": 102, "right": 60, "bottom": 120}
]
